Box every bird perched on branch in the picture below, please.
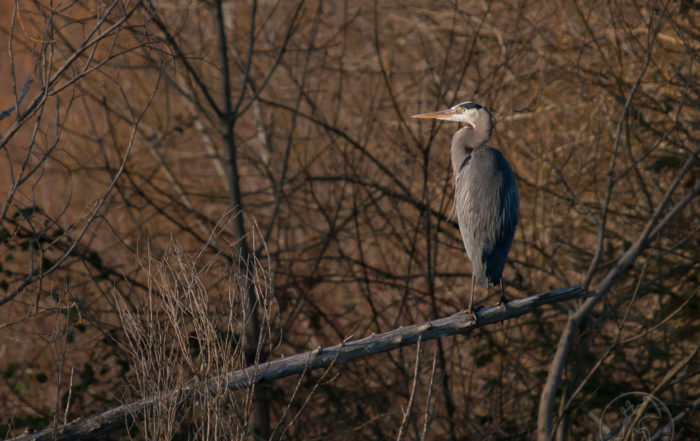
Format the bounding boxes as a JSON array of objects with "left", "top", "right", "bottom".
[{"left": 413, "top": 102, "right": 519, "bottom": 314}]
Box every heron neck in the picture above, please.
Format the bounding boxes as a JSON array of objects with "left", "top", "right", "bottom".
[{"left": 451, "top": 126, "right": 484, "bottom": 176}]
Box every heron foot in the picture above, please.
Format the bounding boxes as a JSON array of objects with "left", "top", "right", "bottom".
[
  {"left": 456, "top": 306, "right": 481, "bottom": 324},
  {"left": 496, "top": 296, "right": 509, "bottom": 312}
]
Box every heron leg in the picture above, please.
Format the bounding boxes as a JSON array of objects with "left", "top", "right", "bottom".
[
  {"left": 456, "top": 275, "right": 478, "bottom": 323},
  {"left": 468, "top": 275, "right": 475, "bottom": 312},
  {"left": 465, "top": 276, "right": 479, "bottom": 323},
  {"left": 496, "top": 278, "right": 509, "bottom": 311}
]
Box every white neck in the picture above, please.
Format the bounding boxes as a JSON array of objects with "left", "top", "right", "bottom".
[{"left": 450, "top": 126, "right": 489, "bottom": 176}]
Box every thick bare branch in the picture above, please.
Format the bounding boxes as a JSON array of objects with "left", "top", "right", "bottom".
[
  {"left": 537, "top": 146, "right": 700, "bottom": 441},
  {"left": 8, "top": 286, "right": 591, "bottom": 441}
]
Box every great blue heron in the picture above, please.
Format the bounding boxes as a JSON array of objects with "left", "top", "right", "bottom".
[{"left": 413, "top": 101, "right": 519, "bottom": 313}]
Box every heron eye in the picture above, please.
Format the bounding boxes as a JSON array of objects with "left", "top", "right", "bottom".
[{"left": 459, "top": 108, "right": 465, "bottom": 113}]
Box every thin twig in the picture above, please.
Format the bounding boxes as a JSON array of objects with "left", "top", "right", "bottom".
[
  {"left": 63, "top": 367, "right": 74, "bottom": 425},
  {"left": 396, "top": 336, "right": 422, "bottom": 441},
  {"left": 420, "top": 348, "right": 438, "bottom": 441}
]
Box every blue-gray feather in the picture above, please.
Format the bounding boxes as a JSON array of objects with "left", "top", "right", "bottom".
[
  {"left": 484, "top": 148, "right": 518, "bottom": 285},
  {"left": 454, "top": 145, "right": 518, "bottom": 288}
]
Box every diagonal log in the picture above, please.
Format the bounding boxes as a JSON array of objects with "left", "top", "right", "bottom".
[{"left": 9, "top": 286, "right": 592, "bottom": 441}]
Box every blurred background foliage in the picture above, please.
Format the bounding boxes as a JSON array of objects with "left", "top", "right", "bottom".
[{"left": 0, "top": 0, "right": 697, "bottom": 440}]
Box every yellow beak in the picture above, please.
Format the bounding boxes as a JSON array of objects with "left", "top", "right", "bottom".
[{"left": 412, "top": 109, "right": 474, "bottom": 127}]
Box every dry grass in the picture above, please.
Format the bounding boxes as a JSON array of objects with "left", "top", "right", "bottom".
[{"left": 115, "top": 231, "right": 278, "bottom": 440}]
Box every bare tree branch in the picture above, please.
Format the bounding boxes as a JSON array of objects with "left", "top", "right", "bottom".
[
  {"left": 8, "top": 286, "right": 591, "bottom": 441},
  {"left": 537, "top": 145, "right": 700, "bottom": 441}
]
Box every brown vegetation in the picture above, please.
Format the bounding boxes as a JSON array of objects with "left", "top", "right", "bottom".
[{"left": 1, "top": 1, "right": 698, "bottom": 440}]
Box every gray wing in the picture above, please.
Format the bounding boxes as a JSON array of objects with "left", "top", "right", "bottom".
[
  {"left": 483, "top": 148, "right": 519, "bottom": 286},
  {"left": 454, "top": 147, "right": 519, "bottom": 286}
]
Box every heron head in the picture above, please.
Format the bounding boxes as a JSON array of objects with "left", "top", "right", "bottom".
[
  {"left": 413, "top": 101, "right": 494, "bottom": 145},
  {"left": 412, "top": 101, "right": 492, "bottom": 130}
]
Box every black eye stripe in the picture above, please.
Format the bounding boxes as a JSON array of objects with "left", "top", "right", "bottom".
[{"left": 457, "top": 102, "right": 482, "bottom": 110}]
